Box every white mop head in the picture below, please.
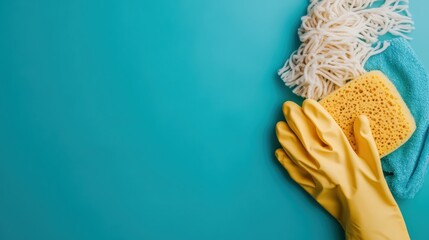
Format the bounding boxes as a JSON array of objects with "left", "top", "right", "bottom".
[{"left": 278, "top": 0, "right": 414, "bottom": 100}]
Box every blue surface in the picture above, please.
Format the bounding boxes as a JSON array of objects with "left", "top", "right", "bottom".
[{"left": 0, "top": 1, "right": 428, "bottom": 239}]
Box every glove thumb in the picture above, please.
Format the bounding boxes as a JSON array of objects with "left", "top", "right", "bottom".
[{"left": 353, "top": 115, "right": 383, "bottom": 179}]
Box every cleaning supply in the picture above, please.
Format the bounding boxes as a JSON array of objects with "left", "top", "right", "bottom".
[
  {"left": 275, "top": 99, "right": 410, "bottom": 240},
  {"left": 319, "top": 70, "right": 416, "bottom": 158},
  {"left": 278, "top": 0, "right": 414, "bottom": 100},
  {"left": 365, "top": 37, "right": 429, "bottom": 199}
]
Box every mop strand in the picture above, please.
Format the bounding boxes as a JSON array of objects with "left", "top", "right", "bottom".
[{"left": 279, "top": 0, "right": 414, "bottom": 100}]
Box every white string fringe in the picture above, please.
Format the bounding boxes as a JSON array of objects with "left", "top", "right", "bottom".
[{"left": 278, "top": 0, "right": 414, "bottom": 100}]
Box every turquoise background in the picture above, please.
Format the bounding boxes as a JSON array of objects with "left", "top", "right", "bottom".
[{"left": 1, "top": 1, "right": 428, "bottom": 239}]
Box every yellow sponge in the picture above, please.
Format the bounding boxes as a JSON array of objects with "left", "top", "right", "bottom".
[{"left": 319, "top": 71, "right": 416, "bottom": 157}]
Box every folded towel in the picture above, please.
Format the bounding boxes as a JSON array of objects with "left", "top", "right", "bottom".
[{"left": 365, "top": 37, "right": 429, "bottom": 199}]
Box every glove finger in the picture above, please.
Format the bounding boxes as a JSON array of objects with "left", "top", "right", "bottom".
[
  {"left": 353, "top": 115, "right": 382, "bottom": 179},
  {"left": 282, "top": 101, "right": 325, "bottom": 152},
  {"left": 276, "top": 149, "right": 340, "bottom": 220},
  {"left": 276, "top": 121, "right": 320, "bottom": 171},
  {"left": 275, "top": 148, "right": 316, "bottom": 193},
  {"left": 302, "top": 99, "right": 349, "bottom": 150}
]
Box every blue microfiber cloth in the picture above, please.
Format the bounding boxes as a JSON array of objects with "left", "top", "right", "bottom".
[{"left": 365, "top": 37, "right": 429, "bottom": 199}]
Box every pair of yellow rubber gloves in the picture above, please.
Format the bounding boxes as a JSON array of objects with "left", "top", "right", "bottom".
[{"left": 275, "top": 99, "right": 410, "bottom": 240}]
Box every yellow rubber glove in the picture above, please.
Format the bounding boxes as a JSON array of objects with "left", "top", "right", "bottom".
[{"left": 275, "top": 99, "right": 410, "bottom": 240}]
